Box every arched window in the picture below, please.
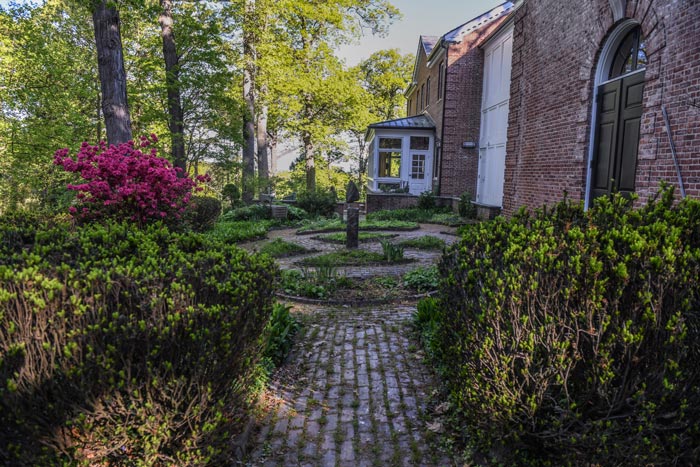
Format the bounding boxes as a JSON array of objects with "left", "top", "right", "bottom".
[
  {"left": 587, "top": 22, "right": 646, "bottom": 205},
  {"left": 609, "top": 26, "right": 647, "bottom": 79}
]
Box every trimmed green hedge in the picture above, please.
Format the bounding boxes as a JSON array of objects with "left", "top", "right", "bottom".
[
  {"left": 0, "top": 216, "right": 277, "bottom": 465},
  {"left": 431, "top": 190, "right": 700, "bottom": 465}
]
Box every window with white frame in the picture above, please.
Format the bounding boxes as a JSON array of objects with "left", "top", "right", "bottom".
[
  {"left": 378, "top": 137, "right": 402, "bottom": 178},
  {"left": 411, "top": 154, "right": 425, "bottom": 179}
]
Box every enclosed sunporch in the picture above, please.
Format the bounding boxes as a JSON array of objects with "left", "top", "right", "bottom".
[{"left": 365, "top": 115, "right": 436, "bottom": 196}]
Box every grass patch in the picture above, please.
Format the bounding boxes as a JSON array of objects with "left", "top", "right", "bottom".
[
  {"left": 314, "top": 231, "right": 397, "bottom": 244},
  {"left": 258, "top": 238, "right": 311, "bottom": 257},
  {"left": 297, "top": 218, "right": 419, "bottom": 234},
  {"left": 206, "top": 219, "right": 275, "bottom": 243},
  {"left": 399, "top": 235, "right": 446, "bottom": 250},
  {"left": 299, "top": 249, "right": 411, "bottom": 267}
]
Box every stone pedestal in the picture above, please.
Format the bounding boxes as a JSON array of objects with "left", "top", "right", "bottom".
[{"left": 346, "top": 207, "right": 359, "bottom": 249}]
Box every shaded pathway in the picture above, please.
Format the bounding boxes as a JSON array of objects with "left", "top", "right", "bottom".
[{"left": 246, "top": 303, "right": 452, "bottom": 467}]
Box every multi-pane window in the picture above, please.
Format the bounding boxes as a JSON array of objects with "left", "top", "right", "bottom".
[
  {"left": 426, "top": 77, "right": 431, "bottom": 107},
  {"left": 411, "top": 154, "right": 426, "bottom": 179},
  {"left": 378, "top": 137, "right": 402, "bottom": 178},
  {"left": 421, "top": 83, "right": 425, "bottom": 110},
  {"left": 438, "top": 61, "right": 444, "bottom": 100}
]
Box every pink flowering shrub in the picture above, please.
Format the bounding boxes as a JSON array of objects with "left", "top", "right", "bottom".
[{"left": 54, "top": 135, "right": 208, "bottom": 224}]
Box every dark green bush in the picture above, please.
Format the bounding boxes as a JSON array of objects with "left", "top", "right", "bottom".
[
  {"left": 222, "top": 183, "right": 241, "bottom": 207},
  {"left": 433, "top": 189, "right": 700, "bottom": 465},
  {"left": 402, "top": 265, "right": 439, "bottom": 292},
  {"left": 285, "top": 204, "right": 309, "bottom": 221},
  {"left": 262, "top": 303, "right": 299, "bottom": 370},
  {"left": 0, "top": 217, "right": 277, "bottom": 466},
  {"left": 417, "top": 190, "right": 436, "bottom": 210},
  {"left": 458, "top": 191, "right": 475, "bottom": 219},
  {"left": 184, "top": 195, "right": 222, "bottom": 231},
  {"left": 296, "top": 190, "right": 337, "bottom": 218},
  {"left": 220, "top": 203, "right": 271, "bottom": 221}
]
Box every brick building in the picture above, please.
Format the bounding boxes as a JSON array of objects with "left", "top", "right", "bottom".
[
  {"left": 365, "top": 2, "right": 514, "bottom": 211},
  {"left": 367, "top": 0, "right": 699, "bottom": 215},
  {"left": 502, "top": 0, "right": 700, "bottom": 215}
]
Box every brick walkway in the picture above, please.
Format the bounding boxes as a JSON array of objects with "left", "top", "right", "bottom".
[{"left": 246, "top": 303, "right": 452, "bottom": 467}]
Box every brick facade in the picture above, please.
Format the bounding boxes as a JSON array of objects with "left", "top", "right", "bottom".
[
  {"left": 503, "top": 0, "right": 700, "bottom": 215},
  {"left": 405, "top": 17, "right": 510, "bottom": 198}
]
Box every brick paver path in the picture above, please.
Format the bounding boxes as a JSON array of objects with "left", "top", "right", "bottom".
[{"left": 246, "top": 303, "right": 452, "bottom": 467}]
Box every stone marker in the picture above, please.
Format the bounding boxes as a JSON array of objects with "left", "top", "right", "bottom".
[
  {"left": 346, "top": 207, "right": 359, "bottom": 249},
  {"left": 345, "top": 181, "right": 360, "bottom": 203}
]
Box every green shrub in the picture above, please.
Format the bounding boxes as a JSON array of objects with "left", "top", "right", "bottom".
[
  {"left": 458, "top": 191, "right": 476, "bottom": 219},
  {"left": 285, "top": 204, "right": 309, "bottom": 221},
  {"left": 221, "top": 203, "right": 271, "bottom": 222},
  {"left": 296, "top": 190, "right": 337, "bottom": 218},
  {"left": 262, "top": 303, "right": 299, "bottom": 370},
  {"left": 367, "top": 207, "right": 456, "bottom": 224},
  {"left": 402, "top": 265, "right": 439, "bottom": 292},
  {"left": 184, "top": 195, "right": 222, "bottom": 232},
  {"left": 222, "top": 183, "right": 241, "bottom": 207},
  {"left": 417, "top": 190, "right": 436, "bottom": 210},
  {"left": 380, "top": 239, "right": 405, "bottom": 262},
  {"left": 279, "top": 267, "right": 349, "bottom": 299},
  {"left": 432, "top": 189, "right": 700, "bottom": 465},
  {"left": 0, "top": 218, "right": 277, "bottom": 465}
]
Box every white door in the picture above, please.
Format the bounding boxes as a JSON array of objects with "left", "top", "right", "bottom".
[
  {"left": 477, "top": 26, "right": 513, "bottom": 207},
  {"left": 408, "top": 152, "right": 429, "bottom": 194}
]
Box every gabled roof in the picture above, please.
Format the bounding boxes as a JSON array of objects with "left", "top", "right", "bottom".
[
  {"left": 420, "top": 35, "right": 439, "bottom": 56},
  {"left": 368, "top": 113, "right": 436, "bottom": 131},
  {"left": 441, "top": 2, "right": 515, "bottom": 46}
]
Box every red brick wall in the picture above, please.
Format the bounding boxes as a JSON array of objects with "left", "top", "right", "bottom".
[
  {"left": 428, "top": 20, "right": 508, "bottom": 198},
  {"left": 503, "top": 0, "right": 700, "bottom": 216}
]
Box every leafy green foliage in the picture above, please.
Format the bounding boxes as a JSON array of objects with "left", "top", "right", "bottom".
[
  {"left": 262, "top": 303, "right": 299, "bottom": 370},
  {"left": 258, "top": 238, "right": 310, "bottom": 258},
  {"left": 279, "top": 267, "right": 350, "bottom": 300},
  {"left": 316, "top": 231, "right": 396, "bottom": 243},
  {"left": 417, "top": 190, "right": 436, "bottom": 210},
  {"left": 402, "top": 266, "right": 439, "bottom": 292},
  {"left": 222, "top": 183, "right": 241, "bottom": 207},
  {"left": 296, "top": 189, "right": 338, "bottom": 218},
  {"left": 430, "top": 189, "right": 700, "bottom": 465},
  {"left": 399, "top": 235, "right": 445, "bottom": 250},
  {"left": 297, "top": 218, "right": 419, "bottom": 234},
  {"left": 183, "top": 195, "right": 222, "bottom": 232},
  {"left": 458, "top": 191, "right": 476, "bottom": 219},
  {"left": 206, "top": 219, "right": 273, "bottom": 243},
  {"left": 367, "top": 207, "right": 461, "bottom": 225},
  {"left": 0, "top": 215, "right": 277, "bottom": 465},
  {"left": 379, "top": 239, "right": 404, "bottom": 262},
  {"left": 221, "top": 204, "right": 272, "bottom": 221}
]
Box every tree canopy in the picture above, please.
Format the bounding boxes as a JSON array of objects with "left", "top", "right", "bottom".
[{"left": 0, "top": 0, "right": 412, "bottom": 212}]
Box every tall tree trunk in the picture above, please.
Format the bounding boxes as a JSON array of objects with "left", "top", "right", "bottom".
[
  {"left": 159, "top": 0, "right": 186, "bottom": 174},
  {"left": 256, "top": 97, "right": 269, "bottom": 186},
  {"left": 303, "top": 132, "right": 315, "bottom": 192},
  {"left": 92, "top": 1, "right": 132, "bottom": 146},
  {"left": 241, "top": 0, "right": 256, "bottom": 202}
]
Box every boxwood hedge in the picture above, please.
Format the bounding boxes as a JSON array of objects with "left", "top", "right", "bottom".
[
  {"left": 0, "top": 215, "right": 277, "bottom": 465},
  {"left": 432, "top": 189, "right": 700, "bottom": 465}
]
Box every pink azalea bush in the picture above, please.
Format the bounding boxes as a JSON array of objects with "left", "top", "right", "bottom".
[{"left": 54, "top": 135, "right": 208, "bottom": 224}]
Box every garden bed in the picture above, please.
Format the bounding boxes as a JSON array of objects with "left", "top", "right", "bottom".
[
  {"left": 312, "top": 232, "right": 398, "bottom": 244},
  {"left": 297, "top": 249, "right": 414, "bottom": 267}
]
